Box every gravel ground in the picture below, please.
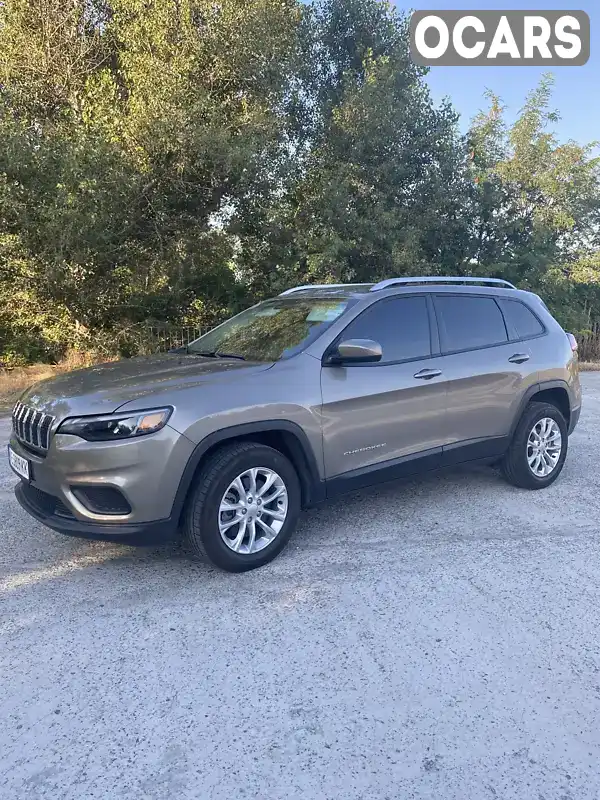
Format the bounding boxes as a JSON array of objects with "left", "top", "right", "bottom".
[{"left": 2, "top": 375, "right": 600, "bottom": 800}]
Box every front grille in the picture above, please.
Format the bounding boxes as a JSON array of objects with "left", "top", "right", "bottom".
[
  {"left": 55, "top": 499, "right": 74, "bottom": 518},
  {"left": 22, "top": 484, "right": 55, "bottom": 514},
  {"left": 12, "top": 402, "right": 55, "bottom": 451},
  {"left": 20, "top": 484, "right": 73, "bottom": 519}
]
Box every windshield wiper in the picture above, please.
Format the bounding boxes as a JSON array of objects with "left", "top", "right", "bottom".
[
  {"left": 216, "top": 352, "right": 246, "bottom": 360},
  {"left": 190, "top": 350, "right": 246, "bottom": 361}
]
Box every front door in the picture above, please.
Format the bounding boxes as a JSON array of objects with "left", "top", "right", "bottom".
[{"left": 320, "top": 295, "right": 448, "bottom": 488}]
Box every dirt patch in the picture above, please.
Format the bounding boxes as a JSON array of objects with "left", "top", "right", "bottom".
[
  {"left": 0, "top": 365, "right": 63, "bottom": 413},
  {"left": 0, "top": 353, "right": 108, "bottom": 413}
]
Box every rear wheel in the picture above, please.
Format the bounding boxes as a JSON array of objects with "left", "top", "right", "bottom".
[
  {"left": 501, "top": 401, "right": 568, "bottom": 490},
  {"left": 183, "top": 441, "right": 301, "bottom": 572}
]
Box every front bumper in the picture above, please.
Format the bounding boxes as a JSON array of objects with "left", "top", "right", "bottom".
[
  {"left": 9, "top": 422, "right": 195, "bottom": 539},
  {"left": 15, "top": 481, "right": 178, "bottom": 545},
  {"left": 15, "top": 481, "right": 178, "bottom": 544}
]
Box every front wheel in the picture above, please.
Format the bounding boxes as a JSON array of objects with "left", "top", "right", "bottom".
[
  {"left": 183, "top": 441, "right": 301, "bottom": 572},
  {"left": 501, "top": 401, "right": 568, "bottom": 490}
]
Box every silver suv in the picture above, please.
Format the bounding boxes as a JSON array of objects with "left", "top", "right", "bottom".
[{"left": 9, "top": 277, "right": 582, "bottom": 572}]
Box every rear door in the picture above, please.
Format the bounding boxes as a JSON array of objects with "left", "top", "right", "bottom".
[
  {"left": 320, "top": 294, "right": 448, "bottom": 483},
  {"left": 433, "top": 293, "right": 534, "bottom": 464}
]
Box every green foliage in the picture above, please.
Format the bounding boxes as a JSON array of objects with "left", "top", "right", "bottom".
[
  {"left": 466, "top": 73, "right": 600, "bottom": 332},
  {"left": 0, "top": 0, "right": 599, "bottom": 364}
]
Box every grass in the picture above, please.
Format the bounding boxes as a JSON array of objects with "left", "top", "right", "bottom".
[
  {"left": 0, "top": 365, "right": 65, "bottom": 412},
  {"left": 0, "top": 351, "right": 104, "bottom": 413}
]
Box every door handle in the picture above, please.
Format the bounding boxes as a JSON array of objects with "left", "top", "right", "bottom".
[
  {"left": 414, "top": 368, "right": 442, "bottom": 380},
  {"left": 508, "top": 353, "right": 530, "bottom": 364}
]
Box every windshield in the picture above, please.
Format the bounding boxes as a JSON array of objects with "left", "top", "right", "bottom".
[{"left": 187, "top": 297, "right": 354, "bottom": 362}]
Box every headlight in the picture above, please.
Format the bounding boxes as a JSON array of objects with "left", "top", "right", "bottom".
[{"left": 58, "top": 408, "right": 173, "bottom": 442}]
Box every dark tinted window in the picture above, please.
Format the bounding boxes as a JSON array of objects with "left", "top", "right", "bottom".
[
  {"left": 501, "top": 299, "right": 545, "bottom": 339},
  {"left": 339, "top": 296, "right": 431, "bottom": 364},
  {"left": 436, "top": 295, "right": 508, "bottom": 352}
]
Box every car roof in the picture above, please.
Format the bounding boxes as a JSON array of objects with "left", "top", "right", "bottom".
[
  {"left": 276, "top": 279, "right": 540, "bottom": 304},
  {"left": 275, "top": 285, "right": 373, "bottom": 301}
]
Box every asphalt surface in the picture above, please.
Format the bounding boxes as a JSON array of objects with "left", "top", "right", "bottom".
[{"left": 2, "top": 374, "right": 600, "bottom": 799}]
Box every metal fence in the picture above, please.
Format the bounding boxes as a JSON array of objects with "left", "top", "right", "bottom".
[
  {"left": 142, "top": 325, "right": 207, "bottom": 353},
  {"left": 114, "top": 324, "right": 208, "bottom": 356},
  {"left": 136, "top": 324, "right": 600, "bottom": 360},
  {"left": 103, "top": 319, "right": 600, "bottom": 362}
]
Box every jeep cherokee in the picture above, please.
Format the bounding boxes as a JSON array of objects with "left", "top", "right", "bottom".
[{"left": 9, "top": 277, "right": 582, "bottom": 572}]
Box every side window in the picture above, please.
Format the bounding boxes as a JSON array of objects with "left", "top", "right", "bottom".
[
  {"left": 339, "top": 296, "right": 431, "bottom": 364},
  {"left": 500, "top": 299, "right": 545, "bottom": 340},
  {"left": 435, "top": 295, "right": 508, "bottom": 353}
]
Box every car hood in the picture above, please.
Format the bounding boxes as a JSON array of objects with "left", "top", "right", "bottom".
[{"left": 19, "top": 354, "right": 274, "bottom": 420}]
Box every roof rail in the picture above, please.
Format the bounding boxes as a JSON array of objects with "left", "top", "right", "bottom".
[
  {"left": 280, "top": 283, "right": 371, "bottom": 296},
  {"left": 370, "top": 276, "right": 517, "bottom": 292}
]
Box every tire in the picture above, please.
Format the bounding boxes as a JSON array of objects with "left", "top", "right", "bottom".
[
  {"left": 183, "top": 441, "right": 301, "bottom": 572},
  {"left": 501, "top": 401, "right": 568, "bottom": 490}
]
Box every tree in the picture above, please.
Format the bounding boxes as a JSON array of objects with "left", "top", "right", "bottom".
[
  {"left": 467, "top": 76, "right": 600, "bottom": 294},
  {"left": 0, "top": 0, "right": 307, "bottom": 361},
  {"left": 235, "top": 0, "right": 472, "bottom": 297},
  {"left": 1, "top": 1, "right": 600, "bottom": 364}
]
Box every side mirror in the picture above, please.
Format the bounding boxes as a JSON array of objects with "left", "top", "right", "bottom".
[{"left": 328, "top": 339, "right": 382, "bottom": 365}]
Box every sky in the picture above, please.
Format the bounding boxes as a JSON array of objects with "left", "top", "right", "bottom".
[{"left": 400, "top": 0, "right": 598, "bottom": 144}]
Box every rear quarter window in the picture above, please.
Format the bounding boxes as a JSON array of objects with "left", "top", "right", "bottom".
[{"left": 500, "top": 299, "right": 545, "bottom": 340}]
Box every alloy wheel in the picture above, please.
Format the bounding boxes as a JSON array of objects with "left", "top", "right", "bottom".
[
  {"left": 527, "top": 417, "right": 562, "bottom": 478},
  {"left": 218, "top": 467, "right": 289, "bottom": 554}
]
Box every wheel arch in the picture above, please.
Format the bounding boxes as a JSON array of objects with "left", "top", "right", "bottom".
[
  {"left": 171, "top": 421, "right": 324, "bottom": 524},
  {"left": 511, "top": 381, "right": 572, "bottom": 438}
]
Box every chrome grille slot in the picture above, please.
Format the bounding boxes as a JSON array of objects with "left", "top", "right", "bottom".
[
  {"left": 12, "top": 402, "right": 55, "bottom": 452},
  {"left": 23, "top": 407, "right": 33, "bottom": 443},
  {"left": 16, "top": 404, "right": 25, "bottom": 439},
  {"left": 32, "top": 411, "right": 43, "bottom": 447}
]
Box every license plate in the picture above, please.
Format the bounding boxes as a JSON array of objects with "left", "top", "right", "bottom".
[{"left": 8, "top": 446, "right": 30, "bottom": 481}]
